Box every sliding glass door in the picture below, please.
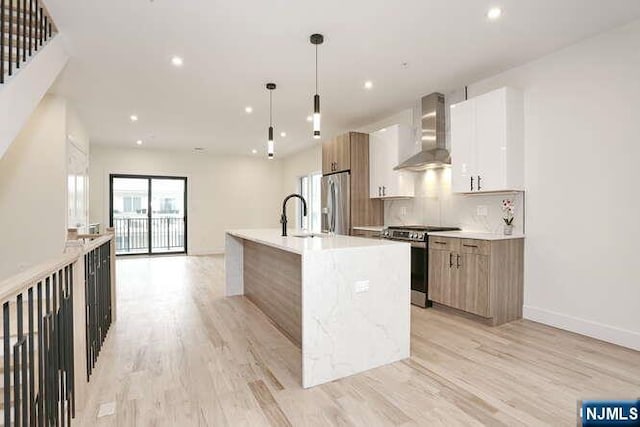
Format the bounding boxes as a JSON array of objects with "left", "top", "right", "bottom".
[{"left": 110, "top": 175, "right": 187, "bottom": 255}]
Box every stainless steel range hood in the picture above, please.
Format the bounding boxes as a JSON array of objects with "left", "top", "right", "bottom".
[{"left": 394, "top": 92, "right": 449, "bottom": 171}]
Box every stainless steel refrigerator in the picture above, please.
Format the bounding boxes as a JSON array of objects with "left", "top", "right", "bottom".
[{"left": 321, "top": 171, "right": 351, "bottom": 235}]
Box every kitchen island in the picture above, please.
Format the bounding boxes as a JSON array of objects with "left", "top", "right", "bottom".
[{"left": 225, "top": 229, "right": 410, "bottom": 388}]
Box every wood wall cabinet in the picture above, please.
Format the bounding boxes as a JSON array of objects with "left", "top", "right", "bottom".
[
  {"left": 428, "top": 236, "right": 523, "bottom": 325},
  {"left": 369, "top": 125, "right": 415, "bottom": 199},
  {"left": 450, "top": 87, "right": 524, "bottom": 194},
  {"left": 322, "top": 133, "right": 352, "bottom": 174},
  {"left": 322, "top": 132, "right": 384, "bottom": 233}
]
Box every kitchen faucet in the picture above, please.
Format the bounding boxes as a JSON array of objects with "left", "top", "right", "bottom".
[{"left": 281, "top": 194, "right": 307, "bottom": 237}]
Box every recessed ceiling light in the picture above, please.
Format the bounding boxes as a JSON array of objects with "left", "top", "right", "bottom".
[
  {"left": 280, "top": 132, "right": 286, "bottom": 138},
  {"left": 171, "top": 56, "right": 184, "bottom": 67},
  {"left": 251, "top": 149, "right": 258, "bottom": 154},
  {"left": 487, "top": 7, "right": 502, "bottom": 20},
  {"left": 130, "top": 114, "right": 138, "bottom": 122},
  {"left": 306, "top": 115, "right": 313, "bottom": 122},
  {"left": 364, "top": 81, "right": 373, "bottom": 90},
  {"left": 380, "top": 128, "right": 387, "bottom": 132},
  {"left": 245, "top": 106, "right": 253, "bottom": 114},
  {"left": 136, "top": 140, "right": 143, "bottom": 145}
]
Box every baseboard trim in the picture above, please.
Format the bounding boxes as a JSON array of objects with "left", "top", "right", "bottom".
[
  {"left": 188, "top": 249, "right": 225, "bottom": 256},
  {"left": 523, "top": 305, "right": 640, "bottom": 351}
]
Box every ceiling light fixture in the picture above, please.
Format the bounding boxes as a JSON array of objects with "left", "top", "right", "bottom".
[
  {"left": 266, "top": 83, "right": 277, "bottom": 159},
  {"left": 252, "top": 149, "right": 258, "bottom": 154},
  {"left": 130, "top": 114, "right": 138, "bottom": 122},
  {"left": 245, "top": 106, "right": 253, "bottom": 114},
  {"left": 310, "top": 33, "right": 324, "bottom": 140},
  {"left": 136, "top": 140, "right": 143, "bottom": 145},
  {"left": 364, "top": 80, "right": 373, "bottom": 90},
  {"left": 280, "top": 132, "right": 287, "bottom": 138},
  {"left": 171, "top": 56, "right": 184, "bottom": 67},
  {"left": 487, "top": 7, "right": 502, "bottom": 20}
]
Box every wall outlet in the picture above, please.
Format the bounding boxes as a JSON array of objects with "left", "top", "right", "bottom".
[
  {"left": 476, "top": 205, "right": 488, "bottom": 217},
  {"left": 355, "top": 280, "right": 370, "bottom": 293}
]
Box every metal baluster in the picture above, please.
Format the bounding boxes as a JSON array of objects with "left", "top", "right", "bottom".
[
  {"left": 22, "top": 0, "right": 26, "bottom": 64},
  {"left": 59, "top": 268, "right": 65, "bottom": 427},
  {"left": 37, "top": 280, "right": 44, "bottom": 427},
  {"left": 28, "top": 0, "right": 31, "bottom": 56},
  {"left": 84, "top": 254, "right": 90, "bottom": 381},
  {"left": 28, "top": 287, "right": 35, "bottom": 424},
  {"left": 1, "top": 0, "right": 5, "bottom": 83},
  {"left": 44, "top": 276, "right": 50, "bottom": 424},
  {"left": 16, "top": 0, "right": 20, "bottom": 69},
  {"left": 68, "top": 263, "right": 75, "bottom": 418},
  {"left": 14, "top": 294, "right": 23, "bottom": 426},
  {"left": 3, "top": 302, "right": 10, "bottom": 426},
  {"left": 8, "top": 0, "right": 13, "bottom": 76}
]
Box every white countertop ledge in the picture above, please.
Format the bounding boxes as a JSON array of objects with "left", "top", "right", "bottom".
[
  {"left": 428, "top": 230, "right": 525, "bottom": 241},
  {"left": 226, "top": 228, "right": 404, "bottom": 254}
]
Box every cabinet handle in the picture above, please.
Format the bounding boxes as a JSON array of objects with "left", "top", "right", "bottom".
[
  {"left": 477, "top": 175, "right": 482, "bottom": 191},
  {"left": 470, "top": 176, "right": 474, "bottom": 191},
  {"left": 433, "top": 241, "right": 447, "bottom": 245},
  {"left": 378, "top": 186, "right": 381, "bottom": 197},
  {"left": 456, "top": 254, "right": 461, "bottom": 268},
  {"left": 449, "top": 253, "right": 454, "bottom": 268},
  {"left": 382, "top": 186, "right": 386, "bottom": 196},
  {"left": 463, "top": 244, "right": 478, "bottom": 248}
]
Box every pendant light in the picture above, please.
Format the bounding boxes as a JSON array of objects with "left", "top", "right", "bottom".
[
  {"left": 266, "top": 83, "right": 276, "bottom": 159},
  {"left": 310, "top": 33, "right": 324, "bottom": 139}
]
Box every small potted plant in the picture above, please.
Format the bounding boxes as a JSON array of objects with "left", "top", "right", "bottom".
[{"left": 502, "top": 199, "right": 515, "bottom": 235}]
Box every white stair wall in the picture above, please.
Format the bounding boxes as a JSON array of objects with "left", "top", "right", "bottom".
[{"left": 0, "top": 35, "right": 68, "bottom": 160}]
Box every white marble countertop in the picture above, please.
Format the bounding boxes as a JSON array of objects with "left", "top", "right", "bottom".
[
  {"left": 352, "top": 226, "right": 384, "bottom": 232},
  {"left": 428, "top": 230, "right": 525, "bottom": 241},
  {"left": 227, "top": 228, "right": 404, "bottom": 254}
]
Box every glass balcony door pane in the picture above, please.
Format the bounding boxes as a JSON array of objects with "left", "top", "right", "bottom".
[
  {"left": 150, "top": 178, "right": 186, "bottom": 254},
  {"left": 112, "top": 177, "right": 150, "bottom": 255}
]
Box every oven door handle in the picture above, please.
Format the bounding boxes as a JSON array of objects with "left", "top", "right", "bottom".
[{"left": 410, "top": 242, "right": 427, "bottom": 248}]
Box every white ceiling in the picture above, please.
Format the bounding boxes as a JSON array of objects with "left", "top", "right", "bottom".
[{"left": 47, "top": 0, "right": 640, "bottom": 157}]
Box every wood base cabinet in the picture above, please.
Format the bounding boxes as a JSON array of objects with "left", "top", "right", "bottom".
[{"left": 428, "top": 236, "right": 523, "bottom": 325}]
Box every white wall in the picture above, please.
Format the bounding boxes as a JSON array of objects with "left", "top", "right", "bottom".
[
  {"left": 89, "top": 146, "right": 284, "bottom": 254},
  {"left": 0, "top": 95, "right": 68, "bottom": 279},
  {"left": 464, "top": 19, "right": 640, "bottom": 350},
  {"left": 0, "top": 36, "right": 69, "bottom": 160}
]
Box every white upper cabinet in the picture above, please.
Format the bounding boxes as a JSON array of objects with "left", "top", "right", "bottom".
[
  {"left": 450, "top": 87, "right": 524, "bottom": 193},
  {"left": 369, "top": 125, "right": 415, "bottom": 198}
]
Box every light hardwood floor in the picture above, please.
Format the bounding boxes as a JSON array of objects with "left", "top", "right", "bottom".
[{"left": 74, "top": 255, "right": 640, "bottom": 426}]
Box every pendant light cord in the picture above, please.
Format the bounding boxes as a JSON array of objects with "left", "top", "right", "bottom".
[
  {"left": 315, "top": 45, "right": 318, "bottom": 93},
  {"left": 269, "top": 90, "right": 273, "bottom": 126}
]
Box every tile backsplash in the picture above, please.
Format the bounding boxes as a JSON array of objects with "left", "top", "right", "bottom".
[{"left": 384, "top": 167, "right": 525, "bottom": 234}]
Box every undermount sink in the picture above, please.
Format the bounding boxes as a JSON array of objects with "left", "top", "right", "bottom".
[{"left": 291, "top": 233, "right": 325, "bottom": 238}]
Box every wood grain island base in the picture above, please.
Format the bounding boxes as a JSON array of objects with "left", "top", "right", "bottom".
[{"left": 225, "top": 229, "right": 410, "bottom": 388}]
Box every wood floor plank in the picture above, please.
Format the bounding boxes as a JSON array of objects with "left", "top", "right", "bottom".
[{"left": 72, "top": 255, "right": 640, "bottom": 427}]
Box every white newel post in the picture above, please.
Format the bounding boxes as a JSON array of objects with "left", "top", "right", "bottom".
[
  {"left": 107, "top": 227, "right": 117, "bottom": 322},
  {"left": 64, "top": 229, "right": 88, "bottom": 412}
]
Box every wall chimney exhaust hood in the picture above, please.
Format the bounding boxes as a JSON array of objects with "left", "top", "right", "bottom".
[{"left": 394, "top": 92, "right": 449, "bottom": 171}]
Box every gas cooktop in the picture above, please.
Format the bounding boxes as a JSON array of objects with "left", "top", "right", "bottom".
[
  {"left": 385, "top": 225, "right": 460, "bottom": 232},
  {"left": 382, "top": 225, "right": 460, "bottom": 242}
]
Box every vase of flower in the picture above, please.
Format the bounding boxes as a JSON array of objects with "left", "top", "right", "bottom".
[{"left": 502, "top": 199, "right": 515, "bottom": 235}]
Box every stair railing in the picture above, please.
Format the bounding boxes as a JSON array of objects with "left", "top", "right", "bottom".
[
  {"left": 1, "top": 0, "right": 57, "bottom": 84},
  {"left": 0, "top": 228, "right": 115, "bottom": 425}
]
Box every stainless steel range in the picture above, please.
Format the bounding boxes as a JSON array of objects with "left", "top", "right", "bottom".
[{"left": 381, "top": 225, "right": 460, "bottom": 307}]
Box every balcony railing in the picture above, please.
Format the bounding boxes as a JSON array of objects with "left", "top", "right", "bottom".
[{"left": 113, "top": 217, "right": 185, "bottom": 254}]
